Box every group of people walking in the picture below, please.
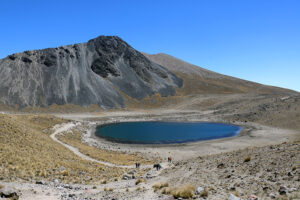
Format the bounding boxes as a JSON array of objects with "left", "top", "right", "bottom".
[
  {"left": 135, "top": 162, "right": 141, "bottom": 169},
  {"left": 136, "top": 156, "right": 173, "bottom": 171}
]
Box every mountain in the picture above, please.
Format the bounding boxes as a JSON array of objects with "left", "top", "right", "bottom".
[
  {"left": 0, "top": 36, "right": 182, "bottom": 109},
  {"left": 0, "top": 36, "right": 297, "bottom": 110},
  {"left": 144, "top": 53, "right": 298, "bottom": 96}
]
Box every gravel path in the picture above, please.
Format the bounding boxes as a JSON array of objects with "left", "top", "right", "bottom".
[{"left": 50, "top": 122, "right": 160, "bottom": 169}]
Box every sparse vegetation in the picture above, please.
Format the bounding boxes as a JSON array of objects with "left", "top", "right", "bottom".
[
  {"left": 162, "top": 184, "right": 195, "bottom": 199},
  {"left": 232, "top": 191, "right": 240, "bottom": 197},
  {"left": 0, "top": 114, "right": 127, "bottom": 184},
  {"left": 288, "top": 193, "right": 300, "bottom": 200},
  {"left": 199, "top": 189, "right": 209, "bottom": 197},
  {"left": 135, "top": 178, "right": 145, "bottom": 185},
  {"left": 244, "top": 156, "right": 251, "bottom": 162},
  {"left": 103, "top": 187, "right": 113, "bottom": 192},
  {"left": 152, "top": 182, "right": 169, "bottom": 190},
  {"left": 57, "top": 127, "right": 153, "bottom": 166}
]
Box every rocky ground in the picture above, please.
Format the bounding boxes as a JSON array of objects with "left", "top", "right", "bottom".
[
  {"left": 1, "top": 141, "right": 298, "bottom": 200},
  {"left": 0, "top": 93, "right": 299, "bottom": 200}
]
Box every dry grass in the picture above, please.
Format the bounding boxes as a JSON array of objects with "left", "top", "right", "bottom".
[
  {"left": 288, "top": 193, "right": 300, "bottom": 200},
  {"left": 162, "top": 184, "right": 195, "bottom": 199},
  {"left": 21, "top": 103, "right": 104, "bottom": 113},
  {"left": 199, "top": 189, "right": 209, "bottom": 197},
  {"left": 0, "top": 114, "right": 127, "bottom": 184},
  {"left": 152, "top": 182, "right": 169, "bottom": 190},
  {"left": 244, "top": 156, "right": 251, "bottom": 162},
  {"left": 135, "top": 178, "right": 145, "bottom": 185},
  {"left": 57, "top": 128, "right": 153, "bottom": 166}
]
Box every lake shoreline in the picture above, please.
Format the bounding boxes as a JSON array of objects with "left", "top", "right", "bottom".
[
  {"left": 65, "top": 110, "right": 298, "bottom": 161},
  {"left": 94, "top": 121, "right": 242, "bottom": 144}
]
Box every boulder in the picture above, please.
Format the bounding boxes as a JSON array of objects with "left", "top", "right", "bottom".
[
  {"left": 122, "top": 174, "right": 131, "bottom": 180},
  {"left": 195, "top": 186, "right": 204, "bottom": 195},
  {"left": 269, "top": 193, "right": 276, "bottom": 199},
  {"left": 53, "top": 179, "right": 60, "bottom": 185},
  {"left": 58, "top": 166, "right": 66, "bottom": 171},
  {"left": 35, "top": 180, "right": 46, "bottom": 185},
  {"left": 0, "top": 186, "right": 19, "bottom": 200},
  {"left": 279, "top": 185, "right": 288, "bottom": 195}
]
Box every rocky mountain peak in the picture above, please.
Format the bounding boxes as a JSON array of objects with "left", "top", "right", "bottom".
[{"left": 0, "top": 36, "right": 183, "bottom": 108}]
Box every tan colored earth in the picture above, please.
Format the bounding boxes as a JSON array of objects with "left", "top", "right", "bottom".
[{"left": 0, "top": 53, "right": 299, "bottom": 200}]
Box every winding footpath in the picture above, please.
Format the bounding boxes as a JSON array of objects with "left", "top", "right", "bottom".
[{"left": 50, "top": 122, "right": 167, "bottom": 170}]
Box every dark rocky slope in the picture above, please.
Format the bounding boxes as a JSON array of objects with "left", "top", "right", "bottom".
[{"left": 0, "top": 36, "right": 182, "bottom": 108}]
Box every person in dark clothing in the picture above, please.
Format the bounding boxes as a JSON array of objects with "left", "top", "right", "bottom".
[{"left": 153, "top": 163, "right": 162, "bottom": 171}]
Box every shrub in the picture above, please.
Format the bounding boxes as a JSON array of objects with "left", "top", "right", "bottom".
[
  {"left": 101, "top": 179, "right": 107, "bottom": 184},
  {"left": 232, "top": 191, "right": 240, "bottom": 197},
  {"left": 152, "top": 182, "right": 169, "bottom": 190},
  {"left": 200, "top": 189, "right": 209, "bottom": 197},
  {"left": 135, "top": 178, "right": 145, "bottom": 185},
  {"left": 244, "top": 156, "right": 251, "bottom": 162},
  {"left": 104, "top": 187, "right": 113, "bottom": 191},
  {"left": 161, "top": 187, "right": 170, "bottom": 194},
  {"left": 60, "top": 170, "right": 69, "bottom": 176},
  {"left": 167, "top": 184, "right": 195, "bottom": 199},
  {"left": 208, "top": 186, "right": 215, "bottom": 191}
]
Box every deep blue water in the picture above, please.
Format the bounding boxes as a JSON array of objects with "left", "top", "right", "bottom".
[{"left": 95, "top": 121, "right": 242, "bottom": 144}]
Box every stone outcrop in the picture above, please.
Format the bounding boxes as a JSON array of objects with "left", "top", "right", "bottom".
[{"left": 0, "top": 36, "right": 182, "bottom": 109}]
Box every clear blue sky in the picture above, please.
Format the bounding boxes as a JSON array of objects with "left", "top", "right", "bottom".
[{"left": 1, "top": 0, "right": 299, "bottom": 92}]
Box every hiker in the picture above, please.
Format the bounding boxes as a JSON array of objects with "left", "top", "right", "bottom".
[
  {"left": 168, "top": 156, "right": 172, "bottom": 163},
  {"left": 135, "top": 163, "right": 141, "bottom": 169},
  {"left": 153, "top": 163, "right": 162, "bottom": 171}
]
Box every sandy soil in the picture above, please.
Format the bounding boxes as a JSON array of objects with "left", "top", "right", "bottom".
[{"left": 1, "top": 93, "right": 299, "bottom": 200}]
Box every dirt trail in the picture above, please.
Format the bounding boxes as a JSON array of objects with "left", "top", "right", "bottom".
[{"left": 50, "top": 122, "right": 167, "bottom": 169}]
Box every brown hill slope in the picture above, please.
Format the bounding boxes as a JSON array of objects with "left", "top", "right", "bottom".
[{"left": 143, "top": 53, "right": 298, "bottom": 96}]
